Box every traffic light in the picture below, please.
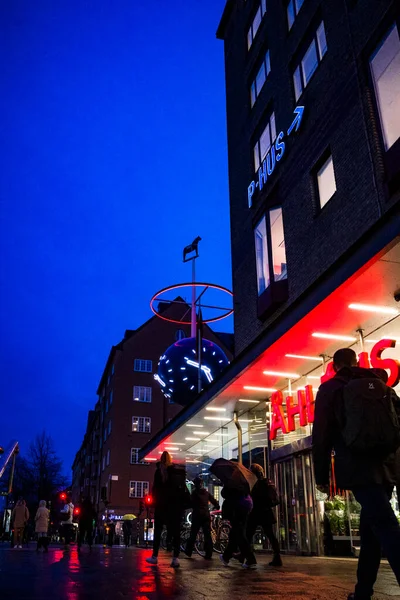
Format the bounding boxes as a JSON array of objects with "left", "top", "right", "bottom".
[
  {"left": 74, "top": 507, "right": 81, "bottom": 516},
  {"left": 145, "top": 494, "right": 153, "bottom": 506},
  {"left": 60, "top": 492, "right": 67, "bottom": 501}
]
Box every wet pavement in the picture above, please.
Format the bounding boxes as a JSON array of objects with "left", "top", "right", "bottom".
[{"left": 0, "top": 545, "right": 398, "bottom": 600}]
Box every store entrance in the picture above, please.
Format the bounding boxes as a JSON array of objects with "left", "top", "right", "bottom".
[{"left": 274, "top": 451, "right": 320, "bottom": 555}]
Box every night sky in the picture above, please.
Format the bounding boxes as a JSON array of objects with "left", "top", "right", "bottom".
[{"left": 0, "top": 0, "right": 231, "bottom": 475}]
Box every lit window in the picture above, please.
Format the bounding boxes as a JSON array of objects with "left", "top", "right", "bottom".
[
  {"left": 317, "top": 155, "right": 336, "bottom": 208},
  {"left": 106, "top": 449, "right": 110, "bottom": 466},
  {"left": 370, "top": 24, "right": 400, "bottom": 151},
  {"left": 130, "top": 448, "right": 140, "bottom": 464},
  {"left": 254, "top": 208, "right": 287, "bottom": 295},
  {"left": 293, "top": 22, "right": 327, "bottom": 100},
  {"left": 133, "top": 385, "right": 152, "bottom": 403},
  {"left": 129, "top": 481, "right": 149, "bottom": 499},
  {"left": 247, "top": 0, "right": 267, "bottom": 50},
  {"left": 254, "top": 112, "right": 276, "bottom": 171},
  {"left": 132, "top": 416, "right": 151, "bottom": 433},
  {"left": 255, "top": 217, "right": 270, "bottom": 294},
  {"left": 270, "top": 208, "right": 287, "bottom": 282},
  {"left": 134, "top": 359, "right": 153, "bottom": 373},
  {"left": 250, "top": 50, "right": 271, "bottom": 107},
  {"left": 287, "top": 0, "right": 304, "bottom": 30}
]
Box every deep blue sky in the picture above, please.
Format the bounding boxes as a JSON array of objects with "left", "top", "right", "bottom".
[{"left": 0, "top": 0, "right": 231, "bottom": 475}]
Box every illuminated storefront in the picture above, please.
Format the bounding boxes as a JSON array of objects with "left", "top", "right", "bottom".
[{"left": 140, "top": 238, "right": 400, "bottom": 556}]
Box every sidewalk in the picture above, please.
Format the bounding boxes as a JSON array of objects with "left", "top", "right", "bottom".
[{"left": 0, "top": 545, "right": 398, "bottom": 600}]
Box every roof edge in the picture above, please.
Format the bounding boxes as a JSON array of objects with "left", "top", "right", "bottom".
[{"left": 216, "top": 0, "right": 235, "bottom": 40}]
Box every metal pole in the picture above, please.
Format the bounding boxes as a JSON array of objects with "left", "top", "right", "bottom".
[
  {"left": 191, "top": 259, "right": 196, "bottom": 338},
  {"left": 357, "top": 328, "right": 365, "bottom": 352},
  {"left": 233, "top": 411, "right": 243, "bottom": 465},
  {"left": 8, "top": 451, "right": 17, "bottom": 495},
  {"left": 197, "top": 317, "right": 202, "bottom": 394}
]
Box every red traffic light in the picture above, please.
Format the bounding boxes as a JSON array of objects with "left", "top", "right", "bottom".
[
  {"left": 60, "top": 492, "right": 67, "bottom": 501},
  {"left": 74, "top": 507, "right": 81, "bottom": 516},
  {"left": 145, "top": 494, "right": 153, "bottom": 505}
]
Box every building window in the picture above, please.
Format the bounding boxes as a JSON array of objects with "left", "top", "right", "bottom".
[
  {"left": 129, "top": 481, "right": 149, "bottom": 499},
  {"left": 370, "top": 24, "right": 400, "bottom": 151},
  {"left": 106, "top": 449, "right": 110, "bottom": 466},
  {"left": 109, "top": 390, "right": 113, "bottom": 405},
  {"left": 130, "top": 448, "right": 140, "bottom": 464},
  {"left": 247, "top": 0, "right": 267, "bottom": 50},
  {"left": 133, "top": 385, "right": 152, "bottom": 403},
  {"left": 132, "top": 416, "right": 151, "bottom": 433},
  {"left": 316, "top": 154, "right": 336, "bottom": 208},
  {"left": 105, "top": 398, "right": 109, "bottom": 413},
  {"left": 287, "top": 0, "right": 304, "bottom": 30},
  {"left": 250, "top": 50, "right": 271, "bottom": 107},
  {"left": 103, "top": 428, "right": 107, "bottom": 443},
  {"left": 108, "top": 420, "right": 112, "bottom": 436},
  {"left": 254, "top": 112, "right": 276, "bottom": 172},
  {"left": 175, "top": 329, "right": 186, "bottom": 341},
  {"left": 134, "top": 359, "right": 153, "bottom": 373},
  {"left": 254, "top": 208, "right": 287, "bottom": 295},
  {"left": 293, "top": 22, "right": 327, "bottom": 101},
  {"left": 102, "top": 457, "right": 105, "bottom": 472},
  {"left": 255, "top": 217, "right": 270, "bottom": 294},
  {"left": 85, "top": 478, "right": 89, "bottom": 487}
]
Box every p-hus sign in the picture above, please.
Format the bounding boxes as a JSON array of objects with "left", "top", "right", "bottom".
[{"left": 269, "top": 339, "right": 400, "bottom": 440}]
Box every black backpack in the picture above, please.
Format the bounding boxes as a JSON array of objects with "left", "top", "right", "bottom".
[
  {"left": 167, "top": 465, "right": 191, "bottom": 509},
  {"left": 341, "top": 376, "right": 400, "bottom": 455}
]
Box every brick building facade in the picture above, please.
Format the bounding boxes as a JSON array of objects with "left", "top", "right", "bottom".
[{"left": 218, "top": 0, "right": 399, "bottom": 354}]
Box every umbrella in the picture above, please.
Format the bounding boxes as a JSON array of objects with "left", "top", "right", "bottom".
[
  {"left": 210, "top": 458, "right": 257, "bottom": 493},
  {"left": 122, "top": 514, "right": 137, "bottom": 520}
]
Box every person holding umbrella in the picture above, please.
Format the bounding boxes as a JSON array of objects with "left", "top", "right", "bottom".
[
  {"left": 210, "top": 458, "right": 257, "bottom": 569},
  {"left": 122, "top": 515, "right": 135, "bottom": 547}
]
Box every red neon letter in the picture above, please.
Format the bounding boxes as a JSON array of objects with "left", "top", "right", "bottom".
[
  {"left": 286, "top": 391, "right": 307, "bottom": 432},
  {"left": 370, "top": 339, "right": 400, "bottom": 387},
  {"left": 358, "top": 351, "right": 370, "bottom": 369},
  {"left": 270, "top": 391, "right": 289, "bottom": 440},
  {"left": 305, "top": 384, "right": 315, "bottom": 423},
  {"left": 321, "top": 361, "right": 336, "bottom": 384}
]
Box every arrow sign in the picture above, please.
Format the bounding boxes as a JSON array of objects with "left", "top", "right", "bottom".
[{"left": 287, "top": 106, "right": 304, "bottom": 136}]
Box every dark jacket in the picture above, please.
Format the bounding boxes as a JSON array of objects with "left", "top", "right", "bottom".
[
  {"left": 250, "top": 478, "right": 276, "bottom": 524},
  {"left": 190, "top": 488, "right": 219, "bottom": 520},
  {"left": 221, "top": 487, "right": 253, "bottom": 520},
  {"left": 152, "top": 463, "right": 188, "bottom": 514},
  {"left": 312, "top": 366, "right": 400, "bottom": 489}
]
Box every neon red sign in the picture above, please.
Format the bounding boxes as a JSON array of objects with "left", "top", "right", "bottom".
[{"left": 270, "top": 339, "right": 399, "bottom": 440}]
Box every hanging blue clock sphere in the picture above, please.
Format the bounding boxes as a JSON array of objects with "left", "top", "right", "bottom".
[{"left": 155, "top": 337, "right": 229, "bottom": 406}]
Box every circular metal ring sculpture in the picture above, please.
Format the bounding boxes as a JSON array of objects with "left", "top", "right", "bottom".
[{"left": 150, "top": 282, "right": 234, "bottom": 325}]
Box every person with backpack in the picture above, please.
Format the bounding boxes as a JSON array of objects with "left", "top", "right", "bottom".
[
  {"left": 312, "top": 347, "right": 400, "bottom": 600},
  {"left": 185, "top": 477, "right": 219, "bottom": 560},
  {"left": 59, "top": 495, "right": 74, "bottom": 552},
  {"left": 234, "top": 464, "right": 282, "bottom": 567},
  {"left": 146, "top": 451, "right": 190, "bottom": 568}
]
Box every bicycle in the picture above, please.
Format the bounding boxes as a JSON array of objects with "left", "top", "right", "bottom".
[{"left": 194, "top": 510, "right": 231, "bottom": 557}]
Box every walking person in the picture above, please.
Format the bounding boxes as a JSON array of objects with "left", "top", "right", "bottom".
[
  {"left": 12, "top": 498, "right": 29, "bottom": 549},
  {"left": 185, "top": 477, "right": 219, "bottom": 560},
  {"left": 220, "top": 484, "right": 257, "bottom": 568},
  {"left": 59, "top": 494, "right": 74, "bottom": 552},
  {"left": 146, "top": 451, "right": 190, "bottom": 568},
  {"left": 312, "top": 348, "right": 400, "bottom": 600},
  {"left": 235, "top": 464, "right": 282, "bottom": 567},
  {"left": 35, "top": 500, "right": 50, "bottom": 552},
  {"left": 122, "top": 519, "right": 133, "bottom": 548},
  {"left": 78, "top": 497, "right": 96, "bottom": 551}
]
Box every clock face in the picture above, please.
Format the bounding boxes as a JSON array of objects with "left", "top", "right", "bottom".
[{"left": 154, "top": 337, "right": 229, "bottom": 406}]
